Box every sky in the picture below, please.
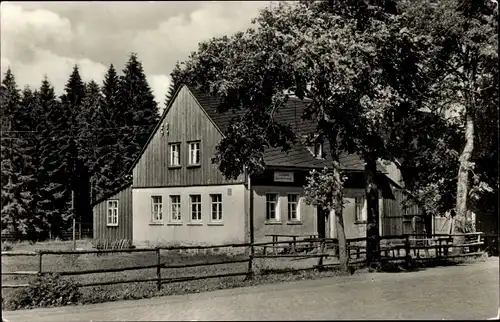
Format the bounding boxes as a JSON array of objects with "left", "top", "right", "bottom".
[{"left": 0, "top": 1, "right": 272, "bottom": 107}]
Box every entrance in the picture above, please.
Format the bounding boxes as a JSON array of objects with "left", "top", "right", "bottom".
[{"left": 317, "top": 207, "right": 331, "bottom": 239}]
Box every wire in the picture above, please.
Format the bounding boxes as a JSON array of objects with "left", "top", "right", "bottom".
[
  {"left": 0, "top": 130, "right": 155, "bottom": 141},
  {"left": 0, "top": 124, "right": 157, "bottom": 134}
]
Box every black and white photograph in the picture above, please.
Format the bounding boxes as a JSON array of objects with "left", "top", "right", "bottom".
[{"left": 1, "top": 1, "right": 499, "bottom": 320}]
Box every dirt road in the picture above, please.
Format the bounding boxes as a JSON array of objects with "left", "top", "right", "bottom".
[{"left": 3, "top": 259, "right": 499, "bottom": 321}]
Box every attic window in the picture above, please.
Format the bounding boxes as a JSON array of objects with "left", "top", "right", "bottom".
[
  {"left": 303, "top": 134, "right": 324, "bottom": 159},
  {"left": 313, "top": 142, "right": 323, "bottom": 159}
]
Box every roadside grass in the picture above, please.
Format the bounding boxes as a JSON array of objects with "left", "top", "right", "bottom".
[
  {"left": 1, "top": 243, "right": 349, "bottom": 310},
  {"left": 1, "top": 241, "right": 492, "bottom": 311}
]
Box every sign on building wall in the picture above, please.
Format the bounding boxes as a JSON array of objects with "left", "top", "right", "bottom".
[{"left": 273, "top": 171, "right": 294, "bottom": 183}]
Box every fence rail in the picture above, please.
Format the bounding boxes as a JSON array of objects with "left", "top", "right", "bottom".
[
  {"left": 1, "top": 233, "right": 488, "bottom": 289},
  {"left": 1, "top": 229, "right": 93, "bottom": 242}
]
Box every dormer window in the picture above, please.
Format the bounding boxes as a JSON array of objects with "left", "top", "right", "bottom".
[
  {"left": 304, "top": 135, "right": 324, "bottom": 159},
  {"left": 314, "top": 142, "right": 323, "bottom": 159}
]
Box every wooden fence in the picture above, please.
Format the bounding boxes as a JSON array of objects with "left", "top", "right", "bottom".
[
  {"left": 1, "top": 228, "right": 93, "bottom": 242},
  {"left": 1, "top": 233, "right": 487, "bottom": 290}
]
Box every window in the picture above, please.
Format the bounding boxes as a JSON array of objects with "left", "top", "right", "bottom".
[
  {"left": 188, "top": 141, "right": 201, "bottom": 165},
  {"left": 170, "top": 195, "right": 181, "bottom": 221},
  {"left": 314, "top": 142, "right": 323, "bottom": 159},
  {"left": 355, "top": 196, "right": 367, "bottom": 223},
  {"left": 190, "top": 194, "right": 202, "bottom": 221},
  {"left": 169, "top": 143, "right": 180, "bottom": 166},
  {"left": 266, "top": 193, "right": 279, "bottom": 221},
  {"left": 287, "top": 194, "right": 300, "bottom": 221},
  {"left": 107, "top": 200, "right": 118, "bottom": 226},
  {"left": 210, "top": 194, "right": 223, "bottom": 221},
  {"left": 151, "top": 196, "right": 163, "bottom": 222}
]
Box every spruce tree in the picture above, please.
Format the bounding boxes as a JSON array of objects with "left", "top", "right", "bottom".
[
  {"left": 18, "top": 87, "right": 44, "bottom": 239},
  {"left": 165, "top": 62, "right": 183, "bottom": 108},
  {"left": 117, "top": 53, "right": 159, "bottom": 178},
  {"left": 0, "top": 69, "right": 33, "bottom": 238},
  {"left": 37, "top": 77, "right": 68, "bottom": 238},
  {"left": 95, "top": 64, "right": 126, "bottom": 199},
  {"left": 78, "top": 80, "right": 103, "bottom": 207},
  {"left": 60, "top": 65, "right": 89, "bottom": 231}
]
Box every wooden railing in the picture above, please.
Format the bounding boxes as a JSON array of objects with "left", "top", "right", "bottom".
[{"left": 1, "top": 233, "right": 487, "bottom": 290}]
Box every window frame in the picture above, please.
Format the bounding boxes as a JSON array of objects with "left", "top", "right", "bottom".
[
  {"left": 151, "top": 195, "right": 164, "bottom": 223},
  {"left": 106, "top": 200, "right": 119, "bottom": 227},
  {"left": 210, "top": 193, "right": 223, "bottom": 222},
  {"left": 354, "top": 195, "right": 367, "bottom": 224},
  {"left": 265, "top": 193, "right": 280, "bottom": 222},
  {"left": 313, "top": 142, "right": 323, "bottom": 159},
  {"left": 170, "top": 195, "right": 182, "bottom": 222},
  {"left": 188, "top": 141, "right": 201, "bottom": 166},
  {"left": 287, "top": 193, "right": 300, "bottom": 222},
  {"left": 169, "top": 142, "right": 181, "bottom": 167},
  {"left": 189, "top": 194, "right": 202, "bottom": 222}
]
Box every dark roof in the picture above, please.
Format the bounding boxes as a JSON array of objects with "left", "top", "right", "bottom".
[
  {"left": 127, "top": 85, "right": 387, "bottom": 175},
  {"left": 189, "top": 87, "right": 386, "bottom": 173}
]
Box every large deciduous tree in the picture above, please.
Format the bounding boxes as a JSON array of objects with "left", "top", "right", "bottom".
[
  {"left": 402, "top": 0, "right": 498, "bottom": 237},
  {"left": 172, "top": 0, "right": 438, "bottom": 268}
]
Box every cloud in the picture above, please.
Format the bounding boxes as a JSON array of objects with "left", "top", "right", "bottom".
[
  {"left": 149, "top": 74, "right": 172, "bottom": 112},
  {"left": 1, "top": 48, "right": 107, "bottom": 94},
  {"left": 1, "top": 1, "right": 271, "bottom": 104}
]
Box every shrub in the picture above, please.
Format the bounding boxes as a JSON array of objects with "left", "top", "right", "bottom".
[
  {"left": 1, "top": 241, "right": 14, "bottom": 251},
  {"left": 5, "top": 273, "right": 81, "bottom": 310}
]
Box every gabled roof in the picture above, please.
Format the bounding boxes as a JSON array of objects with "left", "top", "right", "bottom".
[
  {"left": 127, "top": 85, "right": 185, "bottom": 174},
  {"left": 128, "top": 85, "right": 386, "bottom": 175},
  {"left": 189, "top": 87, "right": 386, "bottom": 173}
]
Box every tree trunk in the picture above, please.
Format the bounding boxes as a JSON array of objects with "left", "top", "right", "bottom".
[
  {"left": 327, "top": 130, "right": 349, "bottom": 272},
  {"left": 453, "top": 109, "right": 474, "bottom": 249},
  {"left": 364, "top": 154, "right": 380, "bottom": 268},
  {"left": 332, "top": 161, "right": 349, "bottom": 272}
]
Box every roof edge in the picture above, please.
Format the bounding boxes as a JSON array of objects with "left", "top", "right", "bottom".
[
  {"left": 186, "top": 87, "right": 226, "bottom": 137},
  {"left": 126, "top": 84, "right": 186, "bottom": 175},
  {"left": 92, "top": 182, "right": 132, "bottom": 207}
]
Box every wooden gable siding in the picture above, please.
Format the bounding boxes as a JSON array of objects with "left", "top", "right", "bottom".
[
  {"left": 132, "top": 86, "right": 244, "bottom": 188},
  {"left": 93, "top": 185, "right": 132, "bottom": 241}
]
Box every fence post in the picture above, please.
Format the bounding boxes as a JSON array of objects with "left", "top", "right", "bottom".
[
  {"left": 38, "top": 251, "right": 43, "bottom": 275},
  {"left": 156, "top": 247, "right": 161, "bottom": 291},
  {"left": 437, "top": 238, "right": 442, "bottom": 259},
  {"left": 346, "top": 239, "right": 350, "bottom": 262},
  {"left": 317, "top": 240, "right": 325, "bottom": 269},
  {"left": 404, "top": 235, "right": 411, "bottom": 269},
  {"left": 444, "top": 236, "right": 450, "bottom": 257},
  {"left": 247, "top": 244, "right": 254, "bottom": 280}
]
